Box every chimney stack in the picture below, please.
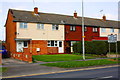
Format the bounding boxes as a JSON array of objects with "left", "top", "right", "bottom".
[
  {"left": 34, "top": 7, "right": 38, "bottom": 14},
  {"left": 102, "top": 15, "right": 106, "bottom": 21},
  {"left": 74, "top": 11, "right": 77, "bottom": 18}
]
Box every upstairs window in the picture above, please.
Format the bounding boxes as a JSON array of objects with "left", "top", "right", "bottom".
[
  {"left": 110, "top": 28, "right": 114, "bottom": 33},
  {"left": 70, "top": 26, "right": 76, "bottom": 31},
  {"left": 93, "top": 27, "right": 98, "bottom": 32},
  {"left": 37, "top": 24, "right": 44, "bottom": 29},
  {"left": 20, "top": 22, "right": 27, "bottom": 29},
  {"left": 101, "top": 28, "right": 106, "bottom": 32},
  {"left": 52, "top": 24, "right": 59, "bottom": 30}
]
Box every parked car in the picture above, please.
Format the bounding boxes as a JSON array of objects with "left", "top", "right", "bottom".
[{"left": 0, "top": 45, "right": 8, "bottom": 58}]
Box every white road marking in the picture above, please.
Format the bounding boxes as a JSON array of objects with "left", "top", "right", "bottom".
[
  {"left": 90, "top": 76, "right": 113, "bottom": 80},
  {"left": 100, "top": 76, "right": 113, "bottom": 79}
]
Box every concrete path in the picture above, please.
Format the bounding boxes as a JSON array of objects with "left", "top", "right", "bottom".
[{"left": 2, "top": 58, "right": 66, "bottom": 77}]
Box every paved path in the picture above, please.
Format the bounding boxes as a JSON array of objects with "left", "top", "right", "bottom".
[
  {"left": 1, "top": 57, "right": 114, "bottom": 67},
  {"left": 2, "top": 58, "right": 66, "bottom": 77}
]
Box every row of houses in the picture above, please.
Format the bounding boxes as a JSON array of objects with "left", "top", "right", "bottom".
[{"left": 5, "top": 7, "right": 120, "bottom": 62}]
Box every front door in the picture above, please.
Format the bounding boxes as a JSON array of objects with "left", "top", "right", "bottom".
[
  {"left": 58, "top": 41, "right": 63, "bottom": 53},
  {"left": 65, "top": 41, "right": 71, "bottom": 54},
  {"left": 17, "top": 41, "right": 23, "bottom": 52}
]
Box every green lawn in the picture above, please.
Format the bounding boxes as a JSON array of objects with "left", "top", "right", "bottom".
[
  {"left": 0, "top": 67, "right": 8, "bottom": 72},
  {"left": 41, "top": 59, "right": 118, "bottom": 68},
  {"left": 32, "top": 54, "right": 94, "bottom": 62}
]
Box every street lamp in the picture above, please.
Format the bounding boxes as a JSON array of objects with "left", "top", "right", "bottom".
[{"left": 82, "top": 0, "right": 85, "bottom": 60}]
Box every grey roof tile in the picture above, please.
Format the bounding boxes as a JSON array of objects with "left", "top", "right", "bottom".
[{"left": 10, "top": 9, "right": 119, "bottom": 28}]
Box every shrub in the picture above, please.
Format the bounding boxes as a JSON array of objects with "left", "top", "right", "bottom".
[{"left": 73, "top": 41, "right": 107, "bottom": 55}]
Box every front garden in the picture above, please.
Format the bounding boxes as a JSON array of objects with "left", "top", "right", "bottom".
[{"left": 32, "top": 54, "right": 95, "bottom": 62}]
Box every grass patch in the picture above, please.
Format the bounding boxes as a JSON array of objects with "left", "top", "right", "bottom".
[
  {"left": 41, "top": 59, "right": 118, "bottom": 68},
  {"left": 0, "top": 67, "right": 8, "bottom": 72},
  {"left": 32, "top": 54, "right": 94, "bottom": 62}
]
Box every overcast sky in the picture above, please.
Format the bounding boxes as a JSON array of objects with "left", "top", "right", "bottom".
[{"left": 0, "top": 0, "right": 119, "bottom": 41}]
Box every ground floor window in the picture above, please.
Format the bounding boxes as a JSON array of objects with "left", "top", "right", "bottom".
[{"left": 47, "top": 40, "right": 62, "bottom": 47}]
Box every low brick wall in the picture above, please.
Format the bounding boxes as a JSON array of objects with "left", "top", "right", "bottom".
[{"left": 11, "top": 53, "right": 32, "bottom": 63}]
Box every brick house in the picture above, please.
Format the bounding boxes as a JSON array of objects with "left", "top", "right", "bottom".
[{"left": 5, "top": 7, "right": 119, "bottom": 62}]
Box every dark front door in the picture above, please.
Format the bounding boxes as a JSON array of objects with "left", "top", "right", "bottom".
[{"left": 65, "top": 41, "right": 71, "bottom": 54}]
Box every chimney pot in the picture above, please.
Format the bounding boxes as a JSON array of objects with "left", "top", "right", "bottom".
[
  {"left": 102, "top": 15, "right": 106, "bottom": 21},
  {"left": 74, "top": 11, "right": 77, "bottom": 18},
  {"left": 34, "top": 7, "right": 38, "bottom": 14}
]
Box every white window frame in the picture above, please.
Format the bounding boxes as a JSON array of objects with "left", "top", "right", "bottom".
[
  {"left": 70, "top": 26, "right": 76, "bottom": 31},
  {"left": 47, "top": 40, "right": 58, "bottom": 47},
  {"left": 93, "top": 27, "right": 98, "bottom": 32},
  {"left": 101, "top": 28, "right": 106, "bottom": 33},
  {"left": 52, "top": 24, "right": 59, "bottom": 30},
  {"left": 37, "top": 23, "right": 44, "bottom": 29},
  {"left": 20, "top": 22, "right": 27, "bottom": 29}
]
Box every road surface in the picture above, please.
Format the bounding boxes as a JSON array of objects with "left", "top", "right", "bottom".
[{"left": 18, "top": 66, "right": 119, "bottom": 79}]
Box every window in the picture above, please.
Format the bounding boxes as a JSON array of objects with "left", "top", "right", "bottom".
[
  {"left": 110, "top": 28, "right": 114, "bottom": 33},
  {"left": 48, "top": 41, "right": 58, "bottom": 47},
  {"left": 70, "top": 26, "right": 76, "bottom": 31},
  {"left": 84, "top": 26, "right": 87, "bottom": 32},
  {"left": 20, "top": 22, "right": 27, "bottom": 28},
  {"left": 93, "top": 27, "right": 98, "bottom": 32},
  {"left": 52, "top": 24, "right": 59, "bottom": 30},
  {"left": 23, "top": 41, "right": 28, "bottom": 48},
  {"left": 59, "top": 41, "right": 62, "bottom": 47},
  {"left": 101, "top": 28, "right": 106, "bottom": 32},
  {"left": 37, "top": 24, "right": 44, "bottom": 29}
]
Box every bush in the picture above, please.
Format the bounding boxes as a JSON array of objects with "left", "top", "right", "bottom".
[
  {"left": 105, "top": 41, "right": 120, "bottom": 54},
  {"left": 73, "top": 41, "right": 107, "bottom": 55}
]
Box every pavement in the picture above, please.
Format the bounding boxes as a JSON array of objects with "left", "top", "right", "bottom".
[
  {"left": 1, "top": 57, "right": 119, "bottom": 78},
  {"left": 1, "top": 58, "right": 67, "bottom": 78}
]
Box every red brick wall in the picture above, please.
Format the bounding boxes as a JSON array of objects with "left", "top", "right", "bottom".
[
  {"left": 65, "top": 25, "right": 82, "bottom": 41},
  {"left": 32, "top": 40, "right": 48, "bottom": 55},
  {"left": 65, "top": 25, "right": 100, "bottom": 41},
  {"left": 84, "top": 26, "right": 100, "bottom": 41},
  {"left": 22, "top": 40, "right": 59, "bottom": 55},
  {"left": 47, "top": 47, "right": 58, "bottom": 53},
  {"left": 5, "top": 10, "right": 16, "bottom": 56},
  {"left": 11, "top": 52, "right": 32, "bottom": 63}
]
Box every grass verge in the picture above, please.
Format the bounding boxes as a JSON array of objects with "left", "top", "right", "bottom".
[
  {"left": 41, "top": 59, "right": 119, "bottom": 68},
  {"left": 32, "top": 54, "right": 94, "bottom": 62},
  {"left": 0, "top": 67, "right": 8, "bottom": 72}
]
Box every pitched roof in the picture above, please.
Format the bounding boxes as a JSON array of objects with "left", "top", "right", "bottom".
[{"left": 9, "top": 9, "right": 119, "bottom": 28}]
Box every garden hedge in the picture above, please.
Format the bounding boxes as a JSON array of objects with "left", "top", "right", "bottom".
[{"left": 73, "top": 41, "right": 120, "bottom": 55}]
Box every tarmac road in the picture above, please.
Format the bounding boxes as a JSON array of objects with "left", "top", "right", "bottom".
[{"left": 17, "top": 66, "right": 119, "bottom": 79}]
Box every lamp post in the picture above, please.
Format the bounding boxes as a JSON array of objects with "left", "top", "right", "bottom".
[{"left": 82, "top": 0, "right": 85, "bottom": 60}]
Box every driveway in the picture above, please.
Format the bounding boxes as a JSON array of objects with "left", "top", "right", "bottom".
[{"left": 2, "top": 58, "right": 66, "bottom": 77}]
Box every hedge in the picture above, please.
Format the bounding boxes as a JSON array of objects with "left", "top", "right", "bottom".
[{"left": 73, "top": 41, "right": 120, "bottom": 55}]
